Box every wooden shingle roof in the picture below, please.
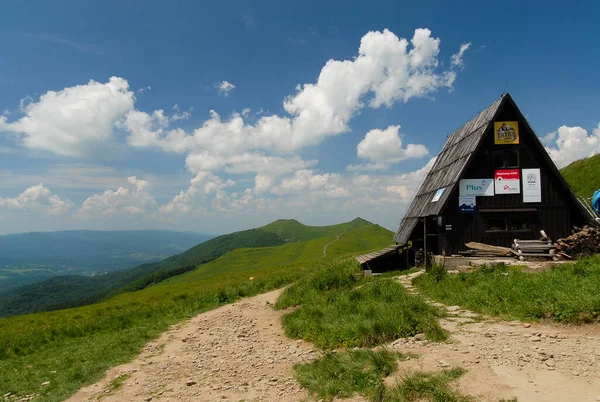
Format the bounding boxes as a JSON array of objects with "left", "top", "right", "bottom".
[
  {"left": 393, "top": 94, "right": 506, "bottom": 244},
  {"left": 356, "top": 245, "right": 400, "bottom": 266}
]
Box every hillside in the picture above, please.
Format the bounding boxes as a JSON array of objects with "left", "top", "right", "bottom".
[
  {"left": 0, "top": 220, "right": 392, "bottom": 401},
  {"left": 260, "top": 217, "right": 371, "bottom": 242},
  {"left": 0, "top": 218, "right": 382, "bottom": 317},
  {"left": 561, "top": 154, "right": 600, "bottom": 199},
  {"left": 0, "top": 230, "right": 213, "bottom": 292},
  {"left": 165, "top": 222, "right": 391, "bottom": 285}
]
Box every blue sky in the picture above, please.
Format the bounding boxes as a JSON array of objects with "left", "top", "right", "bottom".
[{"left": 0, "top": 0, "right": 599, "bottom": 235}]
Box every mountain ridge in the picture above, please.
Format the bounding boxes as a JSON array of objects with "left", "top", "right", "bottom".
[{"left": 0, "top": 217, "right": 379, "bottom": 317}]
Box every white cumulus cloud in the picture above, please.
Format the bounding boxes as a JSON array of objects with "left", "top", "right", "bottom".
[
  {"left": 272, "top": 169, "right": 348, "bottom": 198},
  {"left": 159, "top": 172, "right": 235, "bottom": 214},
  {"left": 0, "top": 184, "right": 74, "bottom": 215},
  {"left": 122, "top": 28, "right": 467, "bottom": 178},
  {"left": 544, "top": 123, "right": 600, "bottom": 168},
  {"left": 79, "top": 176, "right": 157, "bottom": 216},
  {"left": 354, "top": 125, "right": 429, "bottom": 170},
  {"left": 0, "top": 77, "right": 134, "bottom": 157}
]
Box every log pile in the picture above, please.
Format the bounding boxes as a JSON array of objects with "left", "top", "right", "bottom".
[
  {"left": 554, "top": 226, "right": 600, "bottom": 259},
  {"left": 512, "top": 235, "right": 556, "bottom": 261}
]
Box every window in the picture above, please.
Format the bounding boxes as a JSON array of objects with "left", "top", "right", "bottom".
[
  {"left": 492, "top": 149, "right": 520, "bottom": 169},
  {"left": 493, "top": 151, "right": 505, "bottom": 169},
  {"left": 507, "top": 217, "right": 530, "bottom": 231},
  {"left": 484, "top": 215, "right": 531, "bottom": 232},
  {"left": 485, "top": 217, "right": 506, "bottom": 231},
  {"left": 506, "top": 149, "right": 519, "bottom": 168}
]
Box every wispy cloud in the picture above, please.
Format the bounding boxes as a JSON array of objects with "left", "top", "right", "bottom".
[
  {"left": 27, "top": 33, "right": 105, "bottom": 56},
  {"left": 450, "top": 42, "right": 472, "bottom": 68},
  {"left": 0, "top": 146, "right": 16, "bottom": 155},
  {"left": 136, "top": 85, "right": 152, "bottom": 94},
  {"left": 242, "top": 15, "right": 255, "bottom": 28},
  {"left": 287, "top": 37, "right": 307, "bottom": 46},
  {"left": 308, "top": 26, "right": 319, "bottom": 36},
  {"left": 215, "top": 80, "right": 236, "bottom": 97}
]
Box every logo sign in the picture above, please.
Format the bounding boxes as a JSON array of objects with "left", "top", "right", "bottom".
[
  {"left": 522, "top": 168, "right": 541, "bottom": 203},
  {"left": 459, "top": 195, "right": 477, "bottom": 213},
  {"left": 494, "top": 121, "right": 519, "bottom": 144},
  {"left": 431, "top": 187, "right": 446, "bottom": 202},
  {"left": 495, "top": 169, "right": 520, "bottom": 194},
  {"left": 459, "top": 179, "right": 494, "bottom": 196}
]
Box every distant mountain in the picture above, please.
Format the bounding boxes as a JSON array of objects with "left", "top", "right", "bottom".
[
  {"left": 561, "top": 154, "right": 600, "bottom": 199},
  {"left": 0, "top": 230, "right": 214, "bottom": 292},
  {"left": 0, "top": 218, "right": 376, "bottom": 317},
  {"left": 260, "top": 217, "right": 371, "bottom": 242}
]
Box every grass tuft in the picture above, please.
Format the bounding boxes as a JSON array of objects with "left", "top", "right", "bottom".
[
  {"left": 375, "top": 367, "right": 471, "bottom": 402},
  {"left": 295, "top": 350, "right": 470, "bottom": 402},
  {"left": 294, "top": 349, "right": 405, "bottom": 400},
  {"left": 276, "top": 259, "right": 447, "bottom": 349},
  {"left": 414, "top": 256, "right": 600, "bottom": 323},
  {"left": 106, "top": 373, "right": 130, "bottom": 392}
]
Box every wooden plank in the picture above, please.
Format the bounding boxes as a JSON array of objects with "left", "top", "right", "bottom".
[
  {"left": 479, "top": 208, "right": 538, "bottom": 212},
  {"left": 465, "top": 242, "right": 512, "bottom": 255}
]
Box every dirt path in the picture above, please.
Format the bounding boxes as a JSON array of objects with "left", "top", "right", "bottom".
[
  {"left": 391, "top": 271, "right": 600, "bottom": 401},
  {"left": 68, "top": 273, "right": 600, "bottom": 402},
  {"left": 67, "top": 289, "right": 319, "bottom": 402},
  {"left": 323, "top": 233, "right": 343, "bottom": 257}
]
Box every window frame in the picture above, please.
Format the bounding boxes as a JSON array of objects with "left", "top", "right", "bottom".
[
  {"left": 491, "top": 148, "right": 520, "bottom": 169},
  {"left": 483, "top": 213, "right": 533, "bottom": 234}
]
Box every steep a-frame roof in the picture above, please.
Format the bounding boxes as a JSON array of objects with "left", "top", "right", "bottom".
[
  {"left": 393, "top": 93, "right": 591, "bottom": 244},
  {"left": 393, "top": 94, "right": 505, "bottom": 244}
]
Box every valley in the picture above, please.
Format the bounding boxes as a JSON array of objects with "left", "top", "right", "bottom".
[{"left": 0, "top": 230, "right": 213, "bottom": 293}]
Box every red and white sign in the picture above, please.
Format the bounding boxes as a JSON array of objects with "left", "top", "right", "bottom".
[{"left": 494, "top": 169, "right": 520, "bottom": 194}]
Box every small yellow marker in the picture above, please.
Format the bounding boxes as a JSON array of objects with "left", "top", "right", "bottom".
[{"left": 249, "top": 277, "right": 254, "bottom": 281}]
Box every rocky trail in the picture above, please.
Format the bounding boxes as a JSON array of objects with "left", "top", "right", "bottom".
[
  {"left": 68, "top": 272, "right": 600, "bottom": 402},
  {"left": 68, "top": 289, "right": 318, "bottom": 402},
  {"left": 392, "top": 271, "right": 600, "bottom": 401}
]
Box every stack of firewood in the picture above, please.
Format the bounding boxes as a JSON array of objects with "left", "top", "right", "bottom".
[{"left": 554, "top": 226, "right": 600, "bottom": 259}]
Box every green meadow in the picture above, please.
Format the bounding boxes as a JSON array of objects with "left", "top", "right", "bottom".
[{"left": 0, "top": 220, "right": 393, "bottom": 401}]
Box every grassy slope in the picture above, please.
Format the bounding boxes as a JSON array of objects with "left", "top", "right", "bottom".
[
  {"left": 165, "top": 222, "right": 391, "bottom": 285},
  {"left": 0, "top": 219, "right": 372, "bottom": 317},
  {"left": 561, "top": 153, "right": 600, "bottom": 199},
  {"left": 0, "top": 220, "right": 392, "bottom": 401},
  {"left": 414, "top": 258, "right": 600, "bottom": 323},
  {"left": 0, "top": 229, "right": 285, "bottom": 317}
]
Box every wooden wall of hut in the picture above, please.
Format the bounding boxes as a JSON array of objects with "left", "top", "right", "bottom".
[{"left": 437, "top": 102, "right": 586, "bottom": 254}]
